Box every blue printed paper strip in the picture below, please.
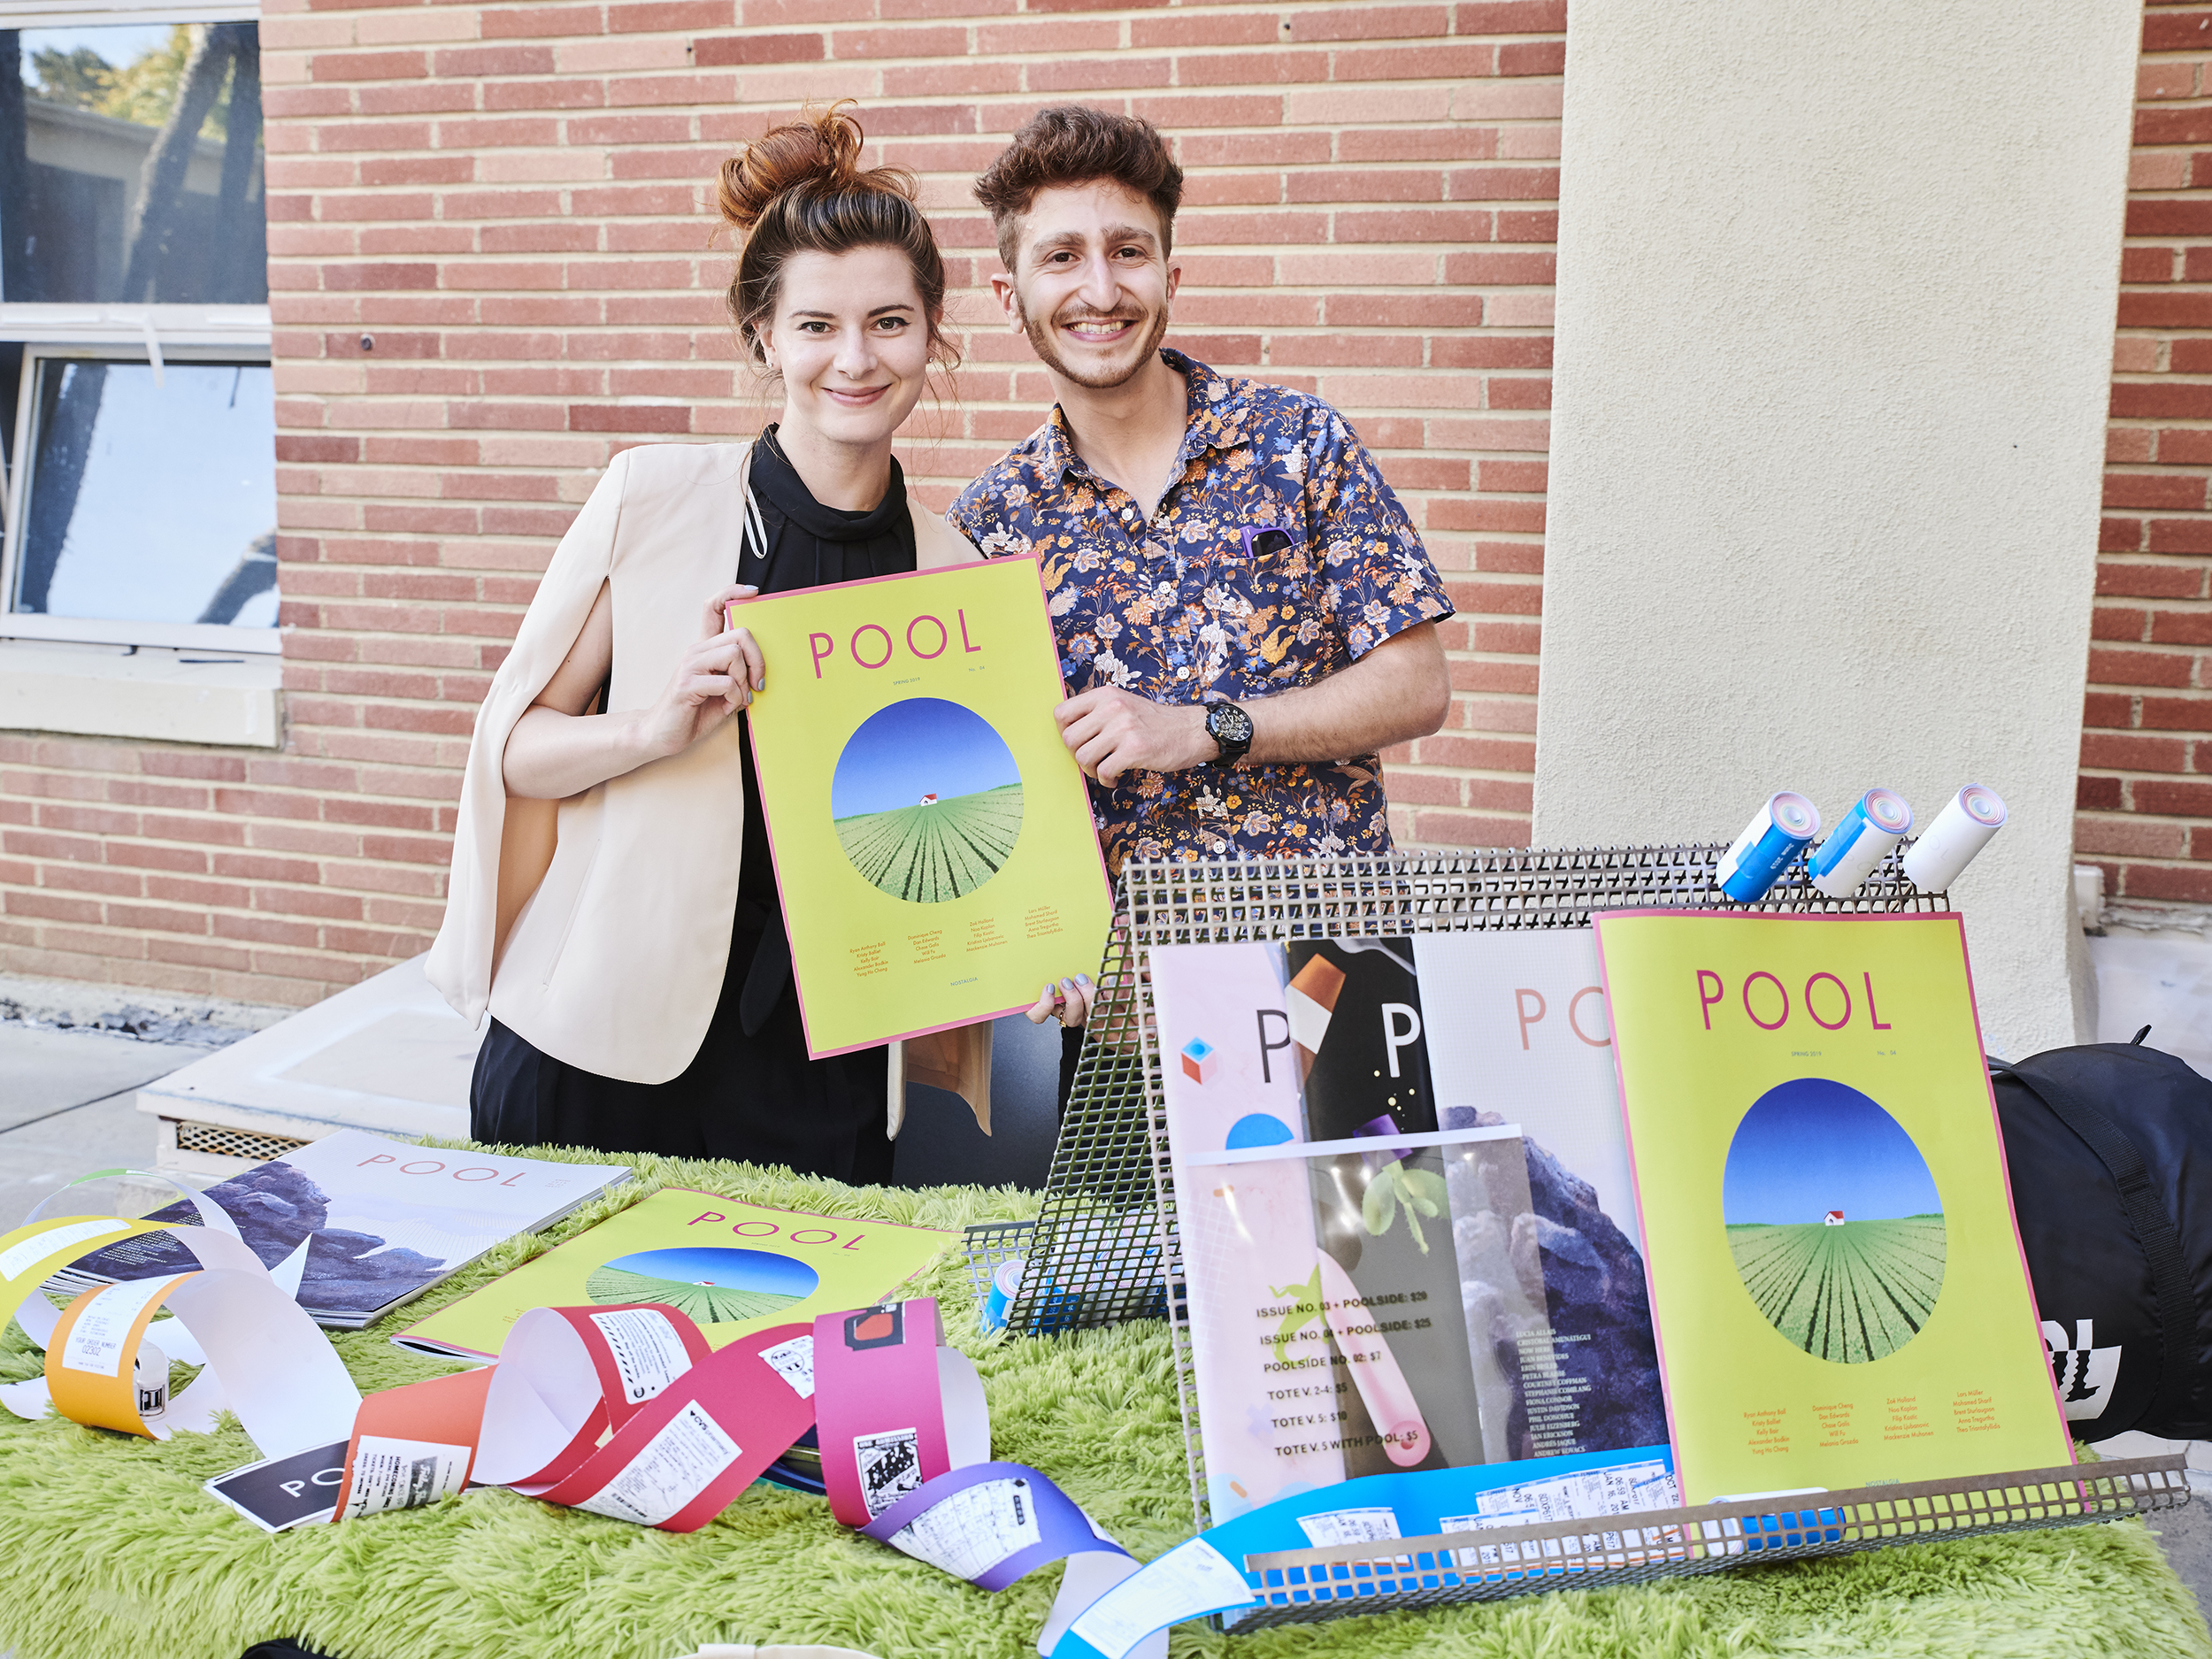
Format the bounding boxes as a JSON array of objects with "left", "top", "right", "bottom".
[
  {"left": 1048, "top": 1446, "right": 1677, "bottom": 1659},
  {"left": 859, "top": 1458, "right": 1164, "bottom": 1659},
  {"left": 861, "top": 1460, "right": 1125, "bottom": 1591},
  {"left": 1055, "top": 1537, "right": 1256, "bottom": 1659}
]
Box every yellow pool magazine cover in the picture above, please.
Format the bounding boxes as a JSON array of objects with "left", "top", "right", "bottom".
[
  {"left": 393, "top": 1188, "right": 952, "bottom": 1359},
  {"left": 1592, "top": 910, "right": 2072, "bottom": 1503},
  {"left": 734, "top": 557, "right": 1113, "bottom": 1057}
]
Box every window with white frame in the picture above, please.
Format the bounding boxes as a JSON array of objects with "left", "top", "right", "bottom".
[{"left": 0, "top": 5, "right": 272, "bottom": 656}]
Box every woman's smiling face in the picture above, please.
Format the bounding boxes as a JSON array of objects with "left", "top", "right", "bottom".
[{"left": 760, "top": 245, "right": 933, "bottom": 451}]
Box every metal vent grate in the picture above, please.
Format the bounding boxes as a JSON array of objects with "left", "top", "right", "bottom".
[{"left": 173, "top": 1120, "right": 311, "bottom": 1164}]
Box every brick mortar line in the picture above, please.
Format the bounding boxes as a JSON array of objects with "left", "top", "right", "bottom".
[
  {"left": 276, "top": 92, "right": 1569, "bottom": 111},
  {"left": 0, "top": 905, "right": 445, "bottom": 929},
  {"left": 265, "top": 245, "right": 1563, "bottom": 255},
  {"left": 286, "top": 65, "right": 1571, "bottom": 80},
  {"left": 274, "top": 169, "right": 1563, "bottom": 180},
  {"left": 5, "top": 822, "right": 462, "bottom": 837},
  {"left": 281, "top": 57, "right": 1570, "bottom": 73},
  {"left": 274, "top": 108, "right": 1559, "bottom": 123},
  {"left": 2, "top": 882, "right": 448, "bottom": 903}
]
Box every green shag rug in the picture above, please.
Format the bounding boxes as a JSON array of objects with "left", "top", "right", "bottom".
[{"left": 1, "top": 1144, "right": 2206, "bottom": 1659}]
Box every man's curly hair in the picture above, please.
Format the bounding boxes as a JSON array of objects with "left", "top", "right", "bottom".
[{"left": 972, "top": 105, "right": 1185, "bottom": 269}]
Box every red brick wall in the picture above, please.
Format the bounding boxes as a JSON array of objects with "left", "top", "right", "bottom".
[
  {"left": 2085, "top": 0, "right": 2212, "bottom": 910},
  {"left": 0, "top": 1, "right": 1562, "bottom": 1005}
]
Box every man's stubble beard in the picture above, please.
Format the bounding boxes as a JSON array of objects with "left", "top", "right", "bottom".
[{"left": 1016, "top": 289, "right": 1171, "bottom": 391}]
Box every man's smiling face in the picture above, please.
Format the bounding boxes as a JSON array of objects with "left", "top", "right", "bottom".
[{"left": 998, "top": 179, "right": 1180, "bottom": 390}]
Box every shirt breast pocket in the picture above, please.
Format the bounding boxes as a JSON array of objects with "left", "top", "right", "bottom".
[{"left": 1206, "top": 518, "right": 1319, "bottom": 680}]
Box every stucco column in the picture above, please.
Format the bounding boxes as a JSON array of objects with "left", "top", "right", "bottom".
[{"left": 1533, "top": 0, "right": 2140, "bottom": 1057}]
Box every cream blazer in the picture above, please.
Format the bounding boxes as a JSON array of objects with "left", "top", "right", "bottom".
[{"left": 426, "top": 441, "right": 994, "bottom": 1133}]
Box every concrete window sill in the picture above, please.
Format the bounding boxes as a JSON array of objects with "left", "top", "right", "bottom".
[{"left": 0, "top": 639, "right": 281, "bottom": 748}]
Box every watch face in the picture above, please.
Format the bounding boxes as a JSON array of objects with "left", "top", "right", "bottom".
[{"left": 1210, "top": 703, "right": 1253, "bottom": 746}]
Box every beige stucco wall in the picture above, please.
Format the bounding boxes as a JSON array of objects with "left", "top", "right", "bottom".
[{"left": 1532, "top": 0, "right": 2139, "bottom": 1058}]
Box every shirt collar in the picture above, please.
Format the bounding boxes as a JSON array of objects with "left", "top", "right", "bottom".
[{"left": 1037, "top": 348, "right": 1252, "bottom": 488}]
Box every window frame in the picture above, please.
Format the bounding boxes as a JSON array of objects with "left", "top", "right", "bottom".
[
  {"left": 0, "top": 5, "right": 257, "bottom": 33},
  {"left": 0, "top": 308, "right": 277, "bottom": 653},
  {"left": 0, "top": 5, "right": 273, "bottom": 654}
]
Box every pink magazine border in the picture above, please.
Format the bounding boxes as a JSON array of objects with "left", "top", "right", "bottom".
[
  {"left": 1588, "top": 906, "right": 2078, "bottom": 1504},
  {"left": 730, "top": 555, "right": 1114, "bottom": 1060}
]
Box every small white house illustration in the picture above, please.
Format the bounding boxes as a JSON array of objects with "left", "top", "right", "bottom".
[
  {"left": 1824, "top": 1210, "right": 1846, "bottom": 1226},
  {"left": 919, "top": 793, "right": 939, "bottom": 805}
]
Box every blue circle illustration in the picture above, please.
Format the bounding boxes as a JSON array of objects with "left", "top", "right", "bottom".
[
  {"left": 1723, "top": 1078, "right": 1946, "bottom": 1363},
  {"left": 585, "top": 1246, "right": 818, "bottom": 1324},
  {"left": 832, "top": 698, "right": 1024, "bottom": 903},
  {"left": 1225, "top": 1113, "right": 1296, "bottom": 1149}
]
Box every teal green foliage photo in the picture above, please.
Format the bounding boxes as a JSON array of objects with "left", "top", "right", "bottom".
[
  {"left": 1, "top": 1143, "right": 2205, "bottom": 1659},
  {"left": 1361, "top": 1160, "right": 1447, "bottom": 1254}
]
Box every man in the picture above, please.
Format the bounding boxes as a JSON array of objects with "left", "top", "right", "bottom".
[{"left": 952, "top": 106, "right": 1455, "bottom": 1080}]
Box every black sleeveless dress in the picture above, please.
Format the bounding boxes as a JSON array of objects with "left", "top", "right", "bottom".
[{"left": 468, "top": 430, "right": 916, "bottom": 1179}]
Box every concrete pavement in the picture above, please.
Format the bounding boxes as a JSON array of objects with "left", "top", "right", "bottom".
[{"left": 0, "top": 1024, "right": 216, "bottom": 1231}]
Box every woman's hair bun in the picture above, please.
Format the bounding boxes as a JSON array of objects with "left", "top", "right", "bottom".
[
  {"left": 716, "top": 99, "right": 952, "bottom": 375},
  {"left": 719, "top": 101, "right": 892, "bottom": 234}
]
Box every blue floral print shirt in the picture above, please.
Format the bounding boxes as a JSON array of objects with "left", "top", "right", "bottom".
[{"left": 949, "top": 349, "right": 1452, "bottom": 877}]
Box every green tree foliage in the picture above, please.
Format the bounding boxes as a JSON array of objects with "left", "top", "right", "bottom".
[
  {"left": 27, "top": 26, "right": 239, "bottom": 138},
  {"left": 25, "top": 46, "right": 111, "bottom": 108}
]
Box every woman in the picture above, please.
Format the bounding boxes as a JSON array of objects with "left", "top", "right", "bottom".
[{"left": 427, "top": 104, "right": 1090, "bottom": 1178}]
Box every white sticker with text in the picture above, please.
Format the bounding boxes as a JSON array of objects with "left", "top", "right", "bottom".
[
  {"left": 342, "top": 1435, "right": 472, "bottom": 1519},
  {"left": 0, "top": 1219, "right": 128, "bottom": 1281},
  {"left": 60, "top": 1274, "right": 185, "bottom": 1378},
  {"left": 758, "top": 1334, "right": 815, "bottom": 1399},
  {"left": 572, "top": 1401, "right": 741, "bottom": 1528},
  {"left": 588, "top": 1308, "right": 692, "bottom": 1404},
  {"left": 886, "top": 1475, "right": 1043, "bottom": 1582}
]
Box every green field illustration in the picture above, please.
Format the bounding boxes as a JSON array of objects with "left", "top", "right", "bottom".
[
  {"left": 584, "top": 1266, "right": 806, "bottom": 1323},
  {"left": 1722, "top": 1078, "right": 1947, "bottom": 1364},
  {"left": 835, "top": 783, "right": 1025, "bottom": 903},
  {"left": 828, "top": 697, "right": 1025, "bottom": 903},
  {"left": 1726, "top": 1216, "right": 1947, "bottom": 1363}
]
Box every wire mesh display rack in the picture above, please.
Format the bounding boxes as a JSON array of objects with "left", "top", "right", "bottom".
[
  {"left": 1227, "top": 1455, "right": 2190, "bottom": 1625},
  {"left": 991, "top": 841, "right": 1942, "bottom": 1347},
  {"left": 956, "top": 842, "right": 2189, "bottom": 1627}
]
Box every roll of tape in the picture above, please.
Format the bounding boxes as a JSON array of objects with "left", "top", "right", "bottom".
[
  {"left": 1806, "top": 787, "right": 1913, "bottom": 900},
  {"left": 1901, "top": 783, "right": 2007, "bottom": 893},
  {"left": 42, "top": 1257, "right": 360, "bottom": 1458},
  {"left": 2, "top": 1217, "right": 361, "bottom": 1460},
  {"left": 978, "top": 1258, "right": 1025, "bottom": 1333}
]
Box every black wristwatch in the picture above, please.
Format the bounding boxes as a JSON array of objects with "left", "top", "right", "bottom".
[{"left": 1204, "top": 701, "right": 1254, "bottom": 765}]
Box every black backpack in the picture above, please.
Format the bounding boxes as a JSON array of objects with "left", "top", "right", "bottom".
[{"left": 1991, "top": 1033, "right": 2212, "bottom": 1441}]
